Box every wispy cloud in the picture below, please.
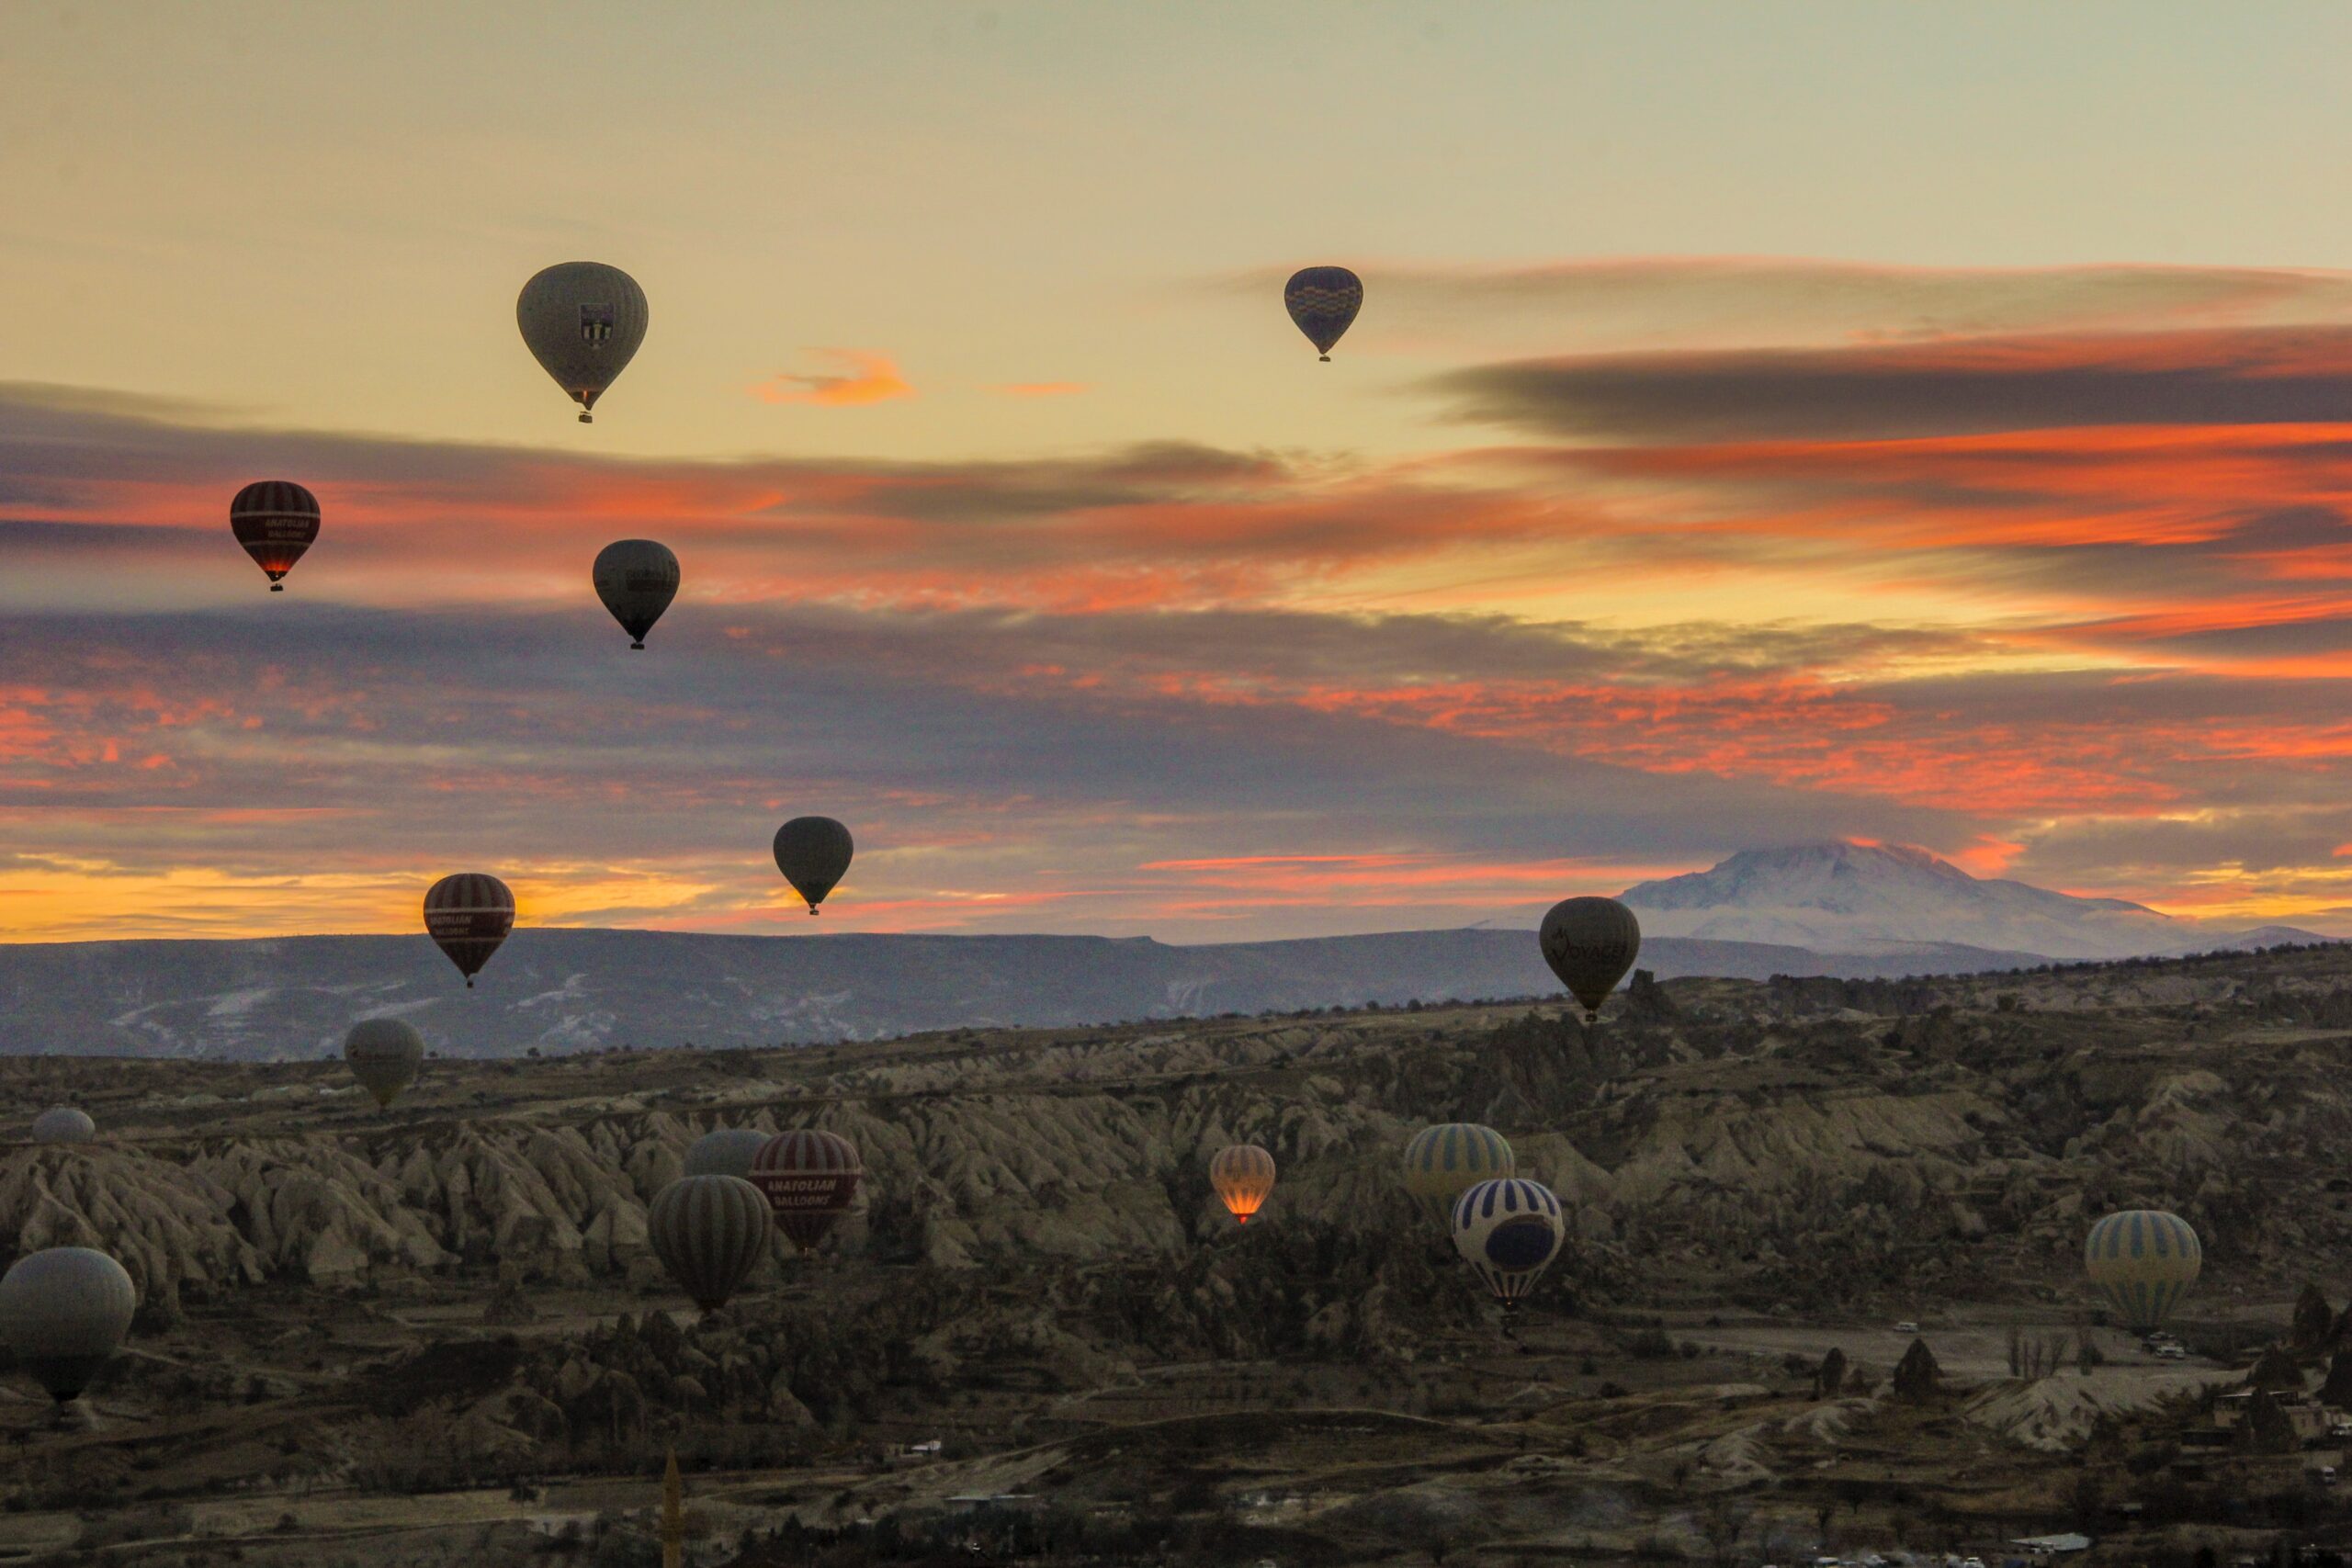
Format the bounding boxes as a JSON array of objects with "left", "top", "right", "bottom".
[
  {"left": 991, "top": 382, "right": 1090, "bottom": 399},
  {"left": 749, "top": 349, "right": 914, "bottom": 407}
]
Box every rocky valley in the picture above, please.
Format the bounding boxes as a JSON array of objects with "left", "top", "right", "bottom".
[{"left": 6, "top": 945, "right": 2352, "bottom": 1566}]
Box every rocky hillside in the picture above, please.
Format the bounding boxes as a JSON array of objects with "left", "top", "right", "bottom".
[
  {"left": 9, "top": 943, "right": 2352, "bottom": 1315},
  {"left": 10, "top": 946, "right": 2352, "bottom": 1564}
]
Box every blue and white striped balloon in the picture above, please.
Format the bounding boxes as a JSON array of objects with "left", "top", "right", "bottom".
[
  {"left": 2085, "top": 1209, "right": 2200, "bottom": 1330},
  {"left": 1451, "top": 1178, "right": 1566, "bottom": 1305}
]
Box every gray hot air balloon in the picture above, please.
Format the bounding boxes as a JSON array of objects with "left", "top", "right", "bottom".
[
  {"left": 773, "top": 817, "right": 854, "bottom": 915},
  {"left": 345, "top": 1018, "right": 425, "bottom": 1110},
  {"left": 684, "top": 1128, "right": 771, "bottom": 1180},
  {"left": 517, "top": 262, "right": 649, "bottom": 423},
  {"left": 1538, "top": 897, "right": 1642, "bottom": 1021},
  {"left": 593, "top": 539, "right": 681, "bottom": 649},
  {"left": 649, "top": 1176, "right": 773, "bottom": 1313},
  {"left": 31, "top": 1107, "right": 96, "bottom": 1145},
  {"left": 0, "top": 1247, "right": 137, "bottom": 1422}
]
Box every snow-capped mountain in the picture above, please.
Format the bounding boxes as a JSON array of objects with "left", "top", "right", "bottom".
[{"left": 1620, "top": 841, "right": 2314, "bottom": 961}]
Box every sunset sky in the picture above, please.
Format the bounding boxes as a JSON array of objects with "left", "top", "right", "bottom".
[{"left": 15, "top": 3, "right": 2352, "bottom": 942}]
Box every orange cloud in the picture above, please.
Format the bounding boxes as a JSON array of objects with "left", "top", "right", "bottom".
[{"left": 750, "top": 350, "right": 913, "bottom": 407}]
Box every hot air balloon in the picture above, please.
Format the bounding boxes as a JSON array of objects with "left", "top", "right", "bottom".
[
  {"left": 593, "top": 539, "right": 680, "bottom": 650},
  {"left": 773, "top": 818, "right": 854, "bottom": 915},
  {"left": 1451, "top": 1178, "right": 1566, "bottom": 1310},
  {"left": 424, "top": 874, "right": 515, "bottom": 988},
  {"left": 230, "top": 480, "right": 320, "bottom": 592},
  {"left": 1539, "top": 897, "right": 1642, "bottom": 1021},
  {"left": 345, "top": 1018, "right": 425, "bottom": 1109},
  {"left": 1283, "top": 265, "right": 1363, "bottom": 361},
  {"left": 30, "top": 1107, "right": 95, "bottom": 1145},
  {"left": 1210, "top": 1144, "right": 1276, "bottom": 1225},
  {"left": 649, "top": 1176, "right": 774, "bottom": 1312},
  {"left": 1401, "top": 1124, "right": 1514, "bottom": 1226},
  {"left": 0, "top": 1247, "right": 136, "bottom": 1425},
  {"left": 684, "top": 1128, "right": 771, "bottom": 1180},
  {"left": 749, "top": 1129, "right": 862, "bottom": 1250},
  {"left": 2085, "top": 1210, "right": 2201, "bottom": 1331},
  {"left": 518, "top": 262, "right": 648, "bottom": 423}
]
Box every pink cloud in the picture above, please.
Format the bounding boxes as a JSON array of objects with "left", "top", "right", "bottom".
[{"left": 750, "top": 350, "right": 913, "bottom": 407}]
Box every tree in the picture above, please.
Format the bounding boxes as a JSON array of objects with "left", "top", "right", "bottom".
[
  {"left": 2243, "top": 1388, "right": 2298, "bottom": 1455},
  {"left": 1700, "top": 1497, "right": 1751, "bottom": 1568},
  {"left": 1815, "top": 1347, "right": 1849, "bottom": 1400},
  {"left": 2295, "top": 1283, "right": 2335, "bottom": 1352},
  {"left": 1893, "top": 1339, "right": 1940, "bottom": 1402},
  {"left": 2321, "top": 1348, "right": 2352, "bottom": 1408},
  {"left": 2249, "top": 1344, "right": 2304, "bottom": 1393}
]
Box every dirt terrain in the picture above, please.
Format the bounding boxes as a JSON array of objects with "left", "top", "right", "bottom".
[{"left": 7, "top": 947, "right": 2352, "bottom": 1566}]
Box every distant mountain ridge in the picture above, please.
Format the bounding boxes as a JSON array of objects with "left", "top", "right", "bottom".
[
  {"left": 1620, "top": 841, "right": 2312, "bottom": 961},
  {"left": 0, "top": 925, "right": 2049, "bottom": 1062},
  {"left": 2, "top": 843, "right": 2328, "bottom": 1062}
]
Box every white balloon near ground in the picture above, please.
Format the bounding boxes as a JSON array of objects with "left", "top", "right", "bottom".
[
  {"left": 31, "top": 1107, "right": 96, "bottom": 1144},
  {"left": 345, "top": 1018, "right": 426, "bottom": 1109},
  {"left": 684, "top": 1128, "right": 771, "bottom": 1180},
  {"left": 0, "top": 1247, "right": 138, "bottom": 1426}
]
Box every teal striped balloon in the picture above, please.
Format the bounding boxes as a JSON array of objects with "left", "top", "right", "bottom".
[
  {"left": 1401, "top": 1123, "right": 1516, "bottom": 1225},
  {"left": 2085, "top": 1209, "right": 2201, "bottom": 1331}
]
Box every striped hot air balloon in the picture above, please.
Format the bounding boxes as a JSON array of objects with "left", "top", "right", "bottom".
[
  {"left": 649, "top": 1176, "right": 773, "bottom": 1313},
  {"left": 750, "top": 1129, "right": 863, "bottom": 1250},
  {"left": 423, "top": 874, "right": 515, "bottom": 988},
  {"left": 1283, "top": 265, "right": 1363, "bottom": 360},
  {"left": 229, "top": 480, "right": 320, "bottom": 591},
  {"left": 1451, "top": 1178, "right": 1566, "bottom": 1309},
  {"left": 1401, "top": 1124, "right": 1514, "bottom": 1226},
  {"left": 1210, "top": 1144, "right": 1277, "bottom": 1225},
  {"left": 2085, "top": 1210, "right": 2201, "bottom": 1331}
]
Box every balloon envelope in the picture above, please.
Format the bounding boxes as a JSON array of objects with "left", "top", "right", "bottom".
[
  {"left": 30, "top": 1107, "right": 96, "bottom": 1145},
  {"left": 1283, "top": 265, "right": 1363, "bottom": 359},
  {"left": 230, "top": 480, "right": 320, "bottom": 590},
  {"left": 1401, "top": 1124, "right": 1513, "bottom": 1226},
  {"left": 1210, "top": 1144, "right": 1276, "bottom": 1224},
  {"left": 0, "top": 1247, "right": 137, "bottom": 1402},
  {"left": 750, "top": 1129, "right": 863, "bottom": 1249},
  {"left": 424, "top": 874, "right": 515, "bottom": 987},
  {"left": 2085, "top": 1210, "right": 2201, "bottom": 1330},
  {"left": 649, "top": 1176, "right": 773, "bottom": 1312},
  {"left": 593, "top": 539, "right": 680, "bottom": 649},
  {"left": 1539, "top": 897, "right": 1642, "bottom": 1017},
  {"left": 684, "top": 1128, "right": 771, "bottom": 1180},
  {"left": 773, "top": 818, "right": 854, "bottom": 914},
  {"left": 345, "top": 1018, "right": 425, "bottom": 1109},
  {"left": 1451, "top": 1179, "right": 1566, "bottom": 1304},
  {"left": 517, "top": 262, "right": 648, "bottom": 422}
]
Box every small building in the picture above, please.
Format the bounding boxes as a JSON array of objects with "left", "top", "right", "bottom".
[{"left": 2009, "top": 1535, "right": 2092, "bottom": 1557}]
